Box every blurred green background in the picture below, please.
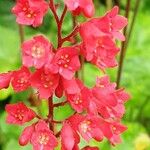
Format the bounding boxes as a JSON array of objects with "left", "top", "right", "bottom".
[{"left": 0, "top": 0, "right": 150, "bottom": 150}]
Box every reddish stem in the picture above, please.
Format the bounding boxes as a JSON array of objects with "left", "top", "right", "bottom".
[
  {"left": 53, "top": 101, "right": 67, "bottom": 107},
  {"left": 62, "top": 25, "right": 79, "bottom": 44},
  {"left": 48, "top": 96, "right": 54, "bottom": 131},
  {"left": 52, "top": 120, "right": 62, "bottom": 124}
]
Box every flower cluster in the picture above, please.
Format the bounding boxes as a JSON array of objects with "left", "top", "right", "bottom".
[{"left": 0, "top": 0, "right": 130, "bottom": 149}]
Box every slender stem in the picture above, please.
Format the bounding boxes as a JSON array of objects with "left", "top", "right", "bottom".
[
  {"left": 62, "top": 25, "right": 79, "bottom": 43},
  {"left": 53, "top": 101, "right": 67, "bottom": 107},
  {"left": 106, "top": 0, "right": 112, "bottom": 10},
  {"left": 48, "top": 96, "right": 54, "bottom": 131},
  {"left": 52, "top": 120, "right": 62, "bottom": 124},
  {"left": 18, "top": 24, "right": 24, "bottom": 44},
  {"left": 49, "top": 0, "right": 61, "bottom": 48},
  {"left": 125, "top": 0, "right": 141, "bottom": 50},
  {"left": 116, "top": 0, "right": 131, "bottom": 89}
]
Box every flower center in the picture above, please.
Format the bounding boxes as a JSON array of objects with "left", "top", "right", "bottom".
[
  {"left": 74, "top": 95, "right": 82, "bottom": 104},
  {"left": 17, "top": 76, "right": 28, "bottom": 87},
  {"left": 80, "top": 120, "right": 91, "bottom": 133},
  {"left": 38, "top": 133, "right": 49, "bottom": 145},
  {"left": 32, "top": 46, "right": 45, "bottom": 58},
  {"left": 14, "top": 110, "right": 25, "bottom": 121},
  {"left": 58, "top": 54, "right": 70, "bottom": 68},
  {"left": 41, "top": 73, "right": 53, "bottom": 88}
]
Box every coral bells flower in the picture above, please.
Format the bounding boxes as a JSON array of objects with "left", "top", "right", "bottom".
[
  {"left": 22, "top": 35, "right": 53, "bottom": 69},
  {"left": 55, "top": 77, "right": 81, "bottom": 98},
  {"left": 31, "top": 68, "right": 59, "bottom": 99},
  {"left": 0, "top": 72, "right": 12, "bottom": 90},
  {"left": 80, "top": 24, "right": 119, "bottom": 70},
  {"left": 61, "top": 122, "right": 80, "bottom": 150},
  {"left": 69, "top": 114, "right": 103, "bottom": 142},
  {"left": 66, "top": 79, "right": 90, "bottom": 113},
  {"left": 19, "top": 125, "right": 34, "bottom": 146},
  {"left": 100, "top": 121, "right": 127, "bottom": 145},
  {"left": 12, "top": 0, "right": 48, "bottom": 27},
  {"left": 48, "top": 47, "right": 80, "bottom": 80},
  {"left": 64, "top": 0, "right": 95, "bottom": 18},
  {"left": 5, "top": 102, "right": 36, "bottom": 125},
  {"left": 91, "top": 75, "right": 130, "bottom": 119},
  {"left": 31, "top": 120, "right": 58, "bottom": 150},
  {"left": 105, "top": 6, "right": 128, "bottom": 41},
  {"left": 11, "top": 66, "right": 31, "bottom": 92}
]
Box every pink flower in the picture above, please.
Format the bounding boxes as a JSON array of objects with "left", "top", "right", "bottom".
[
  {"left": 0, "top": 72, "right": 12, "bottom": 90},
  {"left": 5, "top": 102, "right": 36, "bottom": 125},
  {"left": 66, "top": 79, "right": 90, "bottom": 113},
  {"left": 91, "top": 75, "right": 130, "bottom": 119},
  {"left": 69, "top": 114, "right": 103, "bottom": 142},
  {"left": 100, "top": 121, "right": 127, "bottom": 145},
  {"left": 55, "top": 77, "right": 81, "bottom": 98},
  {"left": 22, "top": 35, "right": 53, "bottom": 69},
  {"left": 11, "top": 66, "right": 31, "bottom": 92},
  {"left": 64, "top": 0, "right": 95, "bottom": 18},
  {"left": 19, "top": 125, "right": 34, "bottom": 146},
  {"left": 12, "top": 0, "right": 48, "bottom": 27},
  {"left": 61, "top": 122, "right": 80, "bottom": 150},
  {"left": 48, "top": 47, "right": 80, "bottom": 80},
  {"left": 31, "top": 68, "right": 59, "bottom": 99},
  {"left": 31, "top": 120, "right": 58, "bottom": 150},
  {"left": 105, "top": 6, "right": 128, "bottom": 41},
  {"left": 80, "top": 24, "right": 119, "bottom": 70},
  {"left": 82, "top": 146, "right": 99, "bottom": 150}
]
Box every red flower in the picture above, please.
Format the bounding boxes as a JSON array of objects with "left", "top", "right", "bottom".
[
  {"left": 48, "top": 47, "right": 80, "bottom": 80},
  {"left": 0, "top": 72, "right": 12, "bottom": 90},
  {"left": 11, "top": 66, "right": 31, "bottom": 92},
  {"left": 82, "top": 146, "right": 99, "bottom": 150},
  {"left": 31, "top": 120, "right": 58, "bottom": 150},
  {"left": 61, "top": 122, "right": 80, "bottom": 150},
  {"left": 100, "top": 121, "right": 127, "bottom": 145},
  {"left": 105, "top": 6, "right": 128, "bottom": 41},
  {"left": 64, "top": 0, "right": 95, "bottom": 18},
  {"left": 19, "top": 125, "right": 34, "bottom": 146},
  {"left": 80, "top": 24, "right": 119, "bottom": 70},
  {"left": 5, "top": 102, "right": 36, "bottom": 125},
  {"left": 66, "top": 79, "right": 90, "bottom": 113},
  {"left": 12, "top": 0, "right": 48, "bottom": 27},
  {"left": 22, "top": 35, "right": 53, "bottom": 69},
  {"left": 91, "top": 36, "right": 119, "bottom": 70},
  {"left": 55, "top": 77, "right": 81, "bottom": 98},
  {"left": 31, "top": 68, "right": 59, "bottom": 99},
  {"left": 91, "top": 76, "right": 130, "bottom": 119},
  {"left": 69, "top": 114, "right": 103, "bottom": 142}
]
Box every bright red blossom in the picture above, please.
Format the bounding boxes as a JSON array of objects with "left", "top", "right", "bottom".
[
  {"left": 31, "top": 120, "right": 58, "bottom": 150},
  {"left": 61, "top": 122, "right": 80, "bottom": 150},
  {"left": 11, "top": 66, "right": 31, "bottom": 92},
  {"left": 0, "top": 72, "right": 12, "bottom": 90},
  {"left": 19, "top": 125, "right": 35, "bottom": 146},
  {"left": 91, "top": 75, "right": 130, "bottom": 119},
  {"left": 66, "top": 79, "right": 90, "bottom": 113},
  {"left": 22, "top": 35, "right": 53, "bottom": 69},
  {"left": 48, "top": 47, "right": 80, "bottom": 80},
  {"left": 12, "top": 0, "right": 48, "bottom": 27},
  {"left": 64, "top": 0, "right": 95, "bottom": 18},
  {"left": 31, "top": 68, "right": 59, "bottom": 99},
  {"left": 5, "top": 102, "right": 36, "bottom": 125},
  {"left": 105, "top": 6, "right": 128, "bottom": 41}
]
